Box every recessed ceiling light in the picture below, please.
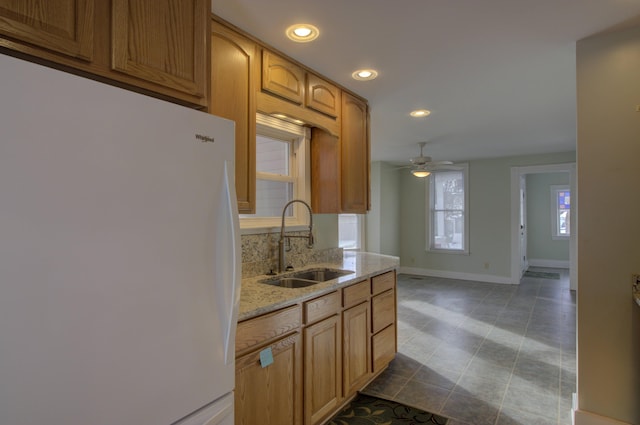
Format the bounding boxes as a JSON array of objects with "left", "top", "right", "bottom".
[
  {"left": 410, "top": 109, "right": 431, "bottom": 118},
  {"left": 352, "top": 69, "right": 378, "bottom": 81},
  {"left": 286, "top": 24, "right": 319, "bottom": 42}
]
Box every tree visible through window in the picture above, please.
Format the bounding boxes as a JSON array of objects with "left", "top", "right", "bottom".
[{"left": 428, "top": 165, "right": 468, "bottom": 253}]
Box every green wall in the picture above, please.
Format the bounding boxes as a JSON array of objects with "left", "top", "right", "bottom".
[
  {"left": 366, "top": 162, "right": 400, "bottom": 256},
  {"left": 370, "top": 151, "right": 575, "bottom": 282},
  {"left": 526, "top": 172, "right": 570, "bottom": 264}
]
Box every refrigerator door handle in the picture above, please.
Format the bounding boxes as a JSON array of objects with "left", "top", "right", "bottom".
[{"left": 222, "top": 161, "right": 241, "bottom": 365}]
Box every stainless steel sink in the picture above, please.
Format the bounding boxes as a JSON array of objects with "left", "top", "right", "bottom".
[
  {"left": 289, "top": 268, "right": 353, "bottom": 282},
  {"left": 260, "top": 268, "right": 354, "bottom": 288}
]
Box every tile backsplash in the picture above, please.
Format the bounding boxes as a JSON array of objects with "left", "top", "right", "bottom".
[{"left": 241, "top": 231, "right": 343, "bottom": 278}]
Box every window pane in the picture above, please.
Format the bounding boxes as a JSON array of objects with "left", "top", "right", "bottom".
[
  {"left": 557, "top": 190, "right": 570, "bottom": 236},
  {"left": 339, "top": 214, "right": 358, "bottom": 249},
  {"left": 254, "top": 179, "right": 293, "bottom": 217},
  {"left": 256, "top": 135, "right": 290, "bottom": 175},
  {"left": 433, "top": 171, "right": 464, "bottom": 210},
  {"left": 432, "top": 211, "right": 465, "bottom": 250}
]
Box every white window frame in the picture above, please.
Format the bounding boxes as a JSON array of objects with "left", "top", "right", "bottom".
[
  {"left": 426, "top": 163, "right": 469, "bottom": 254},
  {"left": 550, "top": 185, "right": 570, "bottom": 240},
  {"left": 338, "top": 214, "right": 365, "bottom": 250},
  {"left": 240, "top": 114, "right": 310, "bottom": 230}
]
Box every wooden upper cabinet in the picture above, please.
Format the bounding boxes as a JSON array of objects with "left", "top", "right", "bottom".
[
  {"left": 111, "top": 0, "right": 207, "bottom": 98},
  {"left": 210, "top": 20, "right": 257, "bottom": 214},
  {"left": 306, "top": 73, "right": 340, "bottom": 118},
  {"left": 341, "top": 92, "right": 370, "bottom": 213},
  {"left": 311, "top": 128, "right": 341, "bottom": 214},
  {"left": 0, "top": 0, "right": 94, "bottom": 60},
  {"left": 0, "top": 0, "right": 208, "bottom": 107},
  {"left": 261, "top": 50, "right": 305, "bottom": 104}
]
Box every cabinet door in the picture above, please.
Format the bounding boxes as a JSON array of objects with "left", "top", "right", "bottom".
[
  {"left": 0, "top": 0, "right": 94, "bottom": 60},
  {"left": 304, "top": 315, "right": 341, "bottom": 425},
  {"left": 111, "top": 0, "right": 207, "bottom": 98},
  {"left": 262, "top": 50, "right": 305, "bottom": 104},
  {"left": 341, "top": 92, "right": 370, "bottom": 213},
  {"left": 310, "top": 128, "right": 341, "bottom": 213},
  {"left": 306, "top": 73, "right": 340, "bottom": 118},
  {"left": 343, "top": 302, "right": 371, "bottom": 397},
  {"left": 235, "top": 333, "right": 302, "bottom": 425},
  {"left": 211, "top": 21, "right": 257, "bottom": 214}
]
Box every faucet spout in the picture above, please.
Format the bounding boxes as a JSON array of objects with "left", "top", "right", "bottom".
[{"left": 278, "top": 199, "right": 314, "bottom": 273}]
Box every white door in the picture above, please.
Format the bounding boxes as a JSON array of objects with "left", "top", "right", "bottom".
[{"left": 519, "top": 175, "right": 528, "bottom": 276}]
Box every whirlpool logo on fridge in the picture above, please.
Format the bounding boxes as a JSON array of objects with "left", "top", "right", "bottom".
[{"left": 196, "top": 134, "right": 215, "bottom": 143}]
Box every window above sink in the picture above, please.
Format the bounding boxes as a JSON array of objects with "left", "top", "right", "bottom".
[{"left": 240, "top": 114, "right": 311, "bottom": 230}]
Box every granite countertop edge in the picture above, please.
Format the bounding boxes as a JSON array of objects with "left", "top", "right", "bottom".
[{"left": 238, "top": 251, "right": 400, "bottom": 322}]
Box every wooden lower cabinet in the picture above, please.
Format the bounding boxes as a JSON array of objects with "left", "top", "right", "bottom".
[
  {"left": 235, "top": 332, "right": 302, "bottom": 425},
  {"left": 304, "top": 314, "right": 342, "bottom": 425},
  {"left": 342, "top": 301, "right": 371, "bottom": 397},
  {"left": 235, "top": 271, "right": 398, "bottom": 425}
]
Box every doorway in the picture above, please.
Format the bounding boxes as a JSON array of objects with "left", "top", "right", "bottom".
[{"left": 510, "top": 163, "right": 577, "bottom": 290}]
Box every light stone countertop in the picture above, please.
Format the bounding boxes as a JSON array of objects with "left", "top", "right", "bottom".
[{"left": 238, "top": 251, "right": 400, "bottom": 321}]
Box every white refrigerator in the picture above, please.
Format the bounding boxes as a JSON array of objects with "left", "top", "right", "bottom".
[{"left": 0, "top": 54, "right": 241, "bottom": 425}]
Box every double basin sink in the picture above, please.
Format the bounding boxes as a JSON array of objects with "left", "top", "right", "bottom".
[{"left": 260, "top": 268, "right": 354, "bottom": 289}]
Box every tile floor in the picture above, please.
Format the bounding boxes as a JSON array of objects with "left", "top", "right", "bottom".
[{"left": 363, "top": 268, "right": 576, "bottom": 425}]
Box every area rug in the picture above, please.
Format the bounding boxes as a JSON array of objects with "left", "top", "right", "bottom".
[
  {"left": 524, "top": 271, "right": 560, "bottom": 280},
  {"left": 327, "top": 393, "right": 449, "bottom": 424}
]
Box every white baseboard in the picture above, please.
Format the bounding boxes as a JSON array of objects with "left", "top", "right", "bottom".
[
  {"left": 399, "top": 266, "right": 515, "bottom": 285},
  {"left": 528, "top": 258, "right": 570, "bottom": 268},
  {"left": 573, "top": 409, "right": 631, "bottom": 425}
]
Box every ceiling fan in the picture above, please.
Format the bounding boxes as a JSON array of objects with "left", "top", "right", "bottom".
[{"left": 403, "top": 142, "right": 457, "bottom": 178}]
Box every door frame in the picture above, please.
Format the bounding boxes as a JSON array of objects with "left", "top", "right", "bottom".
[{"left": 510, "top": 163, "right": 577, "bottom": 289}]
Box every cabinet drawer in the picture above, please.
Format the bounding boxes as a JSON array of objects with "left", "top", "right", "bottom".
[
  {"left": 236, "top": 305, "right": 301, "bottom": 354},
  {"left": 371, "top": 289, "right": 395, "bottom": 334},
  {"left": 372, "top": 324, "right": 396, "bottom": 373},
  {"left": 304, "top": 291, "right": 339, "bottom": 325},
  {"left": 371, "top": 270, "right": 395, "bottom": 295},
  {"left": 342, "top": 280, "right": 369, "bottom": 308}
]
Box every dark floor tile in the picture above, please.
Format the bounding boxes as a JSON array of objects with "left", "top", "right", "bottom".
[
  {"left": 440, "top": 392, "right": 500, "bottom": 425},
  {"left": 366, "top": 270, "right": 575, "bottom": 425},
  {"left": 503, "top": 377, "right": 559, "bottom": 420},
  {"left": 464, "top": 356, "right": 513, "bottom": 383},
  {"left": 512, "top": 357, "right": 560, "bottom": 392},
  {"left": 496, "top": 407, "right": 557, "bottom": 425},
  {"left": 412, "top": 365, "right": 462, "bottom": 390},
  {"left": 452, "top": 373, "right": 508, "bottom": 405},
  {"left": 361, "top": 369, "right": 409, "bottom": 399},
  {"left": 427, "top": 345, "right": 475, "bottom": 373},
  {"left": 384, "top": 352, "right": 424, "bottom": 378},
  {"left": 394, "top": 379, "right": 451, "bottom": 414}
]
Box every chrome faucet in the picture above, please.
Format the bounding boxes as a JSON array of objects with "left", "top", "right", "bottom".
[{"left": 279, "top": 199, "right": 314, "bottom": 273}]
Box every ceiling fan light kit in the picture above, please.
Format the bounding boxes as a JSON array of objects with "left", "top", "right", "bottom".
[
  {"left": 404, "top": 142, "right": 455, "bottom": 178},
  {"left": 411, "top": 168, "right": 431, "bottom": 178}
]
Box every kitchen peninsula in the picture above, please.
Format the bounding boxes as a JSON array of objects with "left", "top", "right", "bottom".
[{"left": 235, "top": 251, "right": 399, "bottom": 425}]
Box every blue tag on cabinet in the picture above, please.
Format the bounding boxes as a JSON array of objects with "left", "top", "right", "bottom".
[{"left": 259, "top": 347, "right": 274, "bottom": 368}]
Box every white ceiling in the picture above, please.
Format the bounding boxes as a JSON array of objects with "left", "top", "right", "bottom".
[{"left": 212, "top": 0, "right": 640, "bottom": 164}]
